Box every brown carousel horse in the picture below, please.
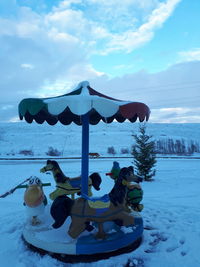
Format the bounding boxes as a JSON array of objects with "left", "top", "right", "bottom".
[
  {"left": 50, "top": 166, "right": 138, "bottom": 240},
  {"left": 40, "top": 160, "right": 102, "bottom": 200}
]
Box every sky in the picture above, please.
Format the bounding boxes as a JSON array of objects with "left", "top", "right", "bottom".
[{"left": 0, "top": 0, "right": 200, "bottom": 123}]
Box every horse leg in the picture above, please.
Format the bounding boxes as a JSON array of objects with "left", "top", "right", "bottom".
[
  {"left": 117, "top": 212, "right": 135, "bottom": 226},
  {"left": 68, "top": 219, "right": 86, "bottom": 239},
  {"left": 88, "top": 185, "right": 92, "bottom": 197},
  {"left": 95, "top": 222, "right": 107, "bottom": 240}
]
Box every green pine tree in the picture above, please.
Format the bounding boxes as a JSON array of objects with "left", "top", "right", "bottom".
[{"left": 132, "top": 124, "right": 157, "bottom": 181}]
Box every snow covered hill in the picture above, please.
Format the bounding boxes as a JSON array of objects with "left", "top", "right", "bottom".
[{"left": 0, "top": 122, "right": 199, "bottom": 158}]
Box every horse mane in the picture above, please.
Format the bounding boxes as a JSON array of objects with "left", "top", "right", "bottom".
[
  {"left": 47, "top": 160, "right": 68, "bottom": 183},
  {"left": 108, "top": 167, "right": 129, "bottom": 206}
]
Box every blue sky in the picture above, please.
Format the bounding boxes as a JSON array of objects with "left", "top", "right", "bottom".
[
  {"left": 92, "top": 0, "right": 200, "bottom": 76},
  {"left": 0, "top": 0, "right": 200, "bottom": 123}
]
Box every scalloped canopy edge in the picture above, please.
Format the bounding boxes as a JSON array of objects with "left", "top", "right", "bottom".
[{"left": 18, "top": 81, "right": 150, "bottom": 125}]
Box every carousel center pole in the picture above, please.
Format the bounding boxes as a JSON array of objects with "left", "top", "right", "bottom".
[{"left": 81, "top": 112, "right": 89, "bottom": 196}]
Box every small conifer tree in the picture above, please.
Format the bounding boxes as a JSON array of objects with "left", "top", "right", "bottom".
[{"left": 132, "top": 124, "right": 157, "bottom": 181}]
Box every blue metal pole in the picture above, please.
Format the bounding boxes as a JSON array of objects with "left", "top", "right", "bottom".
[{"left": 81, "top": 113, "right": 89, "bottom": 196}]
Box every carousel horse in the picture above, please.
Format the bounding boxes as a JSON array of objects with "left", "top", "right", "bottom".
[
  {"left": 50, "top": 166, "right": 137, "bottom": 240},
  {"left": 24, "top": 176, "right": 47, "bottom": 225},
  {"left": 40, "top": 160, "right": 102, "bottom": 200},
  {"left": 107, "top": 162, "right": 144, "bottom": 212}
]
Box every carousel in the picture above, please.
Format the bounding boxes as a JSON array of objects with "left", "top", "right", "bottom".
[{"left": 18, "top": 81, "right": 150, "bottom": 263}]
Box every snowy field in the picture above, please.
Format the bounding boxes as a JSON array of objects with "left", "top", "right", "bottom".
[
  {"left": 0, "top": 157, "right": 199, "bottom": 267},
  {"left": 0, "top": 122, "right": 200, "bottom": 158}
]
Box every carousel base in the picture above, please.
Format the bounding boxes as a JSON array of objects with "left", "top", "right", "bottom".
[{"left": 22, "top": 211, "right": 143, "bottom": 263}]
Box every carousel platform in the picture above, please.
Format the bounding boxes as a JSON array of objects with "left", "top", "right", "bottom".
[{"left": 22, "top": 207, "right": 143, "bottom": 263}]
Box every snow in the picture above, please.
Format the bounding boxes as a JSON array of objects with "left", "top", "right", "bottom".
[
  {"left": 0, "top": 122, "right": 200, "bottom": 158},
  {"left": 0, "top": 122, "right": 200, "bottom": 267}
]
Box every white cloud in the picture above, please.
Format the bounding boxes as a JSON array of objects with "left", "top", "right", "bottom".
[
  {"left": 53, "top": 0, "right": 82, "bottom": 11},
  {"left": 159, "top": 107, "right": 190, "bottom": 113},
  {"left": 89, "top": 61, "right": 200, "bottom": 119},
  {"left": 21, "top": 63, "right": 35, "bottom": 69},
  {"left": 1, "top": 104, "right": 14, "bottom": 111},
  {"left": 0, "top": 4, "right": 90, "bottom": 104},
  {"left": 45, "top": 8, "right": 87, "bottom": 34},
  {"left": 104, "top": 0, "right": 182, "bottom": 53},
  {"left": 8, "top": 116, "right": 20, "bottom": 123},
  {"left": 47, "top": 27, "right": 79, "bottom": 44},
  {"left": 1, "top": 0, "right": 198, "bottom": 123},
  {"left": 35, "top": 63, "right": 105, "bottom": 98},
  {"left": 178, "top": 48, "right": 200, "bottom": 62},
  {"left": 150, "top": 107, "right": 200, "bottom": 123},
  {"left": 1, "top": 60, "right": 200, "bottom": 122},
  {"left": 65, "top": 63, "right": 105, "bottom": 80},
  {"left": 46, "top": 0, "right": 182, "bottom": 55}
]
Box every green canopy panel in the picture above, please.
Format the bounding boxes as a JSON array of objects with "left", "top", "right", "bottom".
[{"left": 18, "top": 81, "right": 150, "bottom": 125}]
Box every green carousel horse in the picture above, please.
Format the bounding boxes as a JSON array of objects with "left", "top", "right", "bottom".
[
  {"left": 50, "top": 166, "right": 138, "bottom": 240},
  {"left": 40, "top": 160, "right": 102, "bottom": 200}
]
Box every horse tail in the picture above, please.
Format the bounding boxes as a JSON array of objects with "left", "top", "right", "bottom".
[
  {"left": 89, "top": 172, "right": 102, "bottom": 191},
  {"left": 50, "top": 195, "right": 74, "bottom": 228}
]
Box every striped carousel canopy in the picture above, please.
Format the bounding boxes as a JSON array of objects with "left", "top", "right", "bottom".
[{"left": 18, "top": 81, "right": 150, "bottom": 125}]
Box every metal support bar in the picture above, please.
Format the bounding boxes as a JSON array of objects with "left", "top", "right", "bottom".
[{"left": 81, "top": 113, "right": 89, "bottom": 196}]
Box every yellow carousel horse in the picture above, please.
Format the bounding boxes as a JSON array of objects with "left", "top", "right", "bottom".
[{"left": 40, "top": 160, "right": 102, "bottom": 200}]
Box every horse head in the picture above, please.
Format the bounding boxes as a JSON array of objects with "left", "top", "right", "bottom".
[
  {"left": 118, "top": 166, "right": 132, "bottom": 184},
  {"left": 40, "top": 160, "right": 58, "bottom": 173},
  {"left": 120, "top": 166, "right": 143, "bottom": 184},
  {"left": 40, "top": 160, "right": 67, "bottom": 183}
]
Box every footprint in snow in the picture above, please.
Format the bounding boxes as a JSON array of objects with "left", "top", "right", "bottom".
[
  {"left": 181, "top": 251, "right": 187, "bottom": 256},
  {"left": 145, "top": 231, "right": 168, "bottom": 253},
  {"left": 166, "top": 246, "right": 179, "bottom": 252},
  {"left": 166, "top": 238, "right": 186, "bottom": 253},
  {"left": 179, "top": 238, "right": 185, "bottom": 245}
]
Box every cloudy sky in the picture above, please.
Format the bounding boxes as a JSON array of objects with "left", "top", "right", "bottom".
[{"left": 0, "top": 0, "right": 199, "bottom": 123}]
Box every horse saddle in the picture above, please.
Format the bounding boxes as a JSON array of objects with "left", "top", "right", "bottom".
[
  {"left": 68, "top": 179, "right": 81, "bottom": 188},
  {"left": 87, "top": 194, "right": 110, "bottom": 209},
  {"left": 69, "top": 178, "right": 92, "bottom": 188}
]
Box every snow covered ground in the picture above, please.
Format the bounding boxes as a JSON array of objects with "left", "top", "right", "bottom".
[
  {"left": 0, "top": 122, "right": 200, "bottom": 158},
  {"left": 0, "top": 157, "right": 199, "bottom": 267},
  {"left": 0, "top": 122, "right": 200, "bottom": 267}
]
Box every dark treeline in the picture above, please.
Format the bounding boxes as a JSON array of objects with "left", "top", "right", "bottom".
[{"left": 155, "top": 138, "right": 200, "bottom": 155}]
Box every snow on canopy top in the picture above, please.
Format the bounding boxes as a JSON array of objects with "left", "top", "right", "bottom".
[{"left": 18, "top": 81, "right": 150, "bottom": 125}]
